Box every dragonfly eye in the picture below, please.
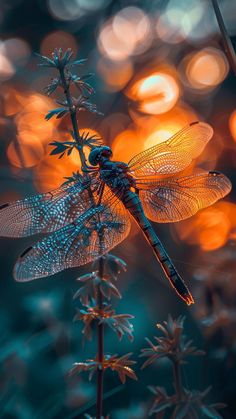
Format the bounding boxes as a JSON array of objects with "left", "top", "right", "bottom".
[
  {"left": 101, "top": 146, "right": 112, "bottom": 159},
  {"left": 89, "top": 146, "right": 112, "bottom": 166}
]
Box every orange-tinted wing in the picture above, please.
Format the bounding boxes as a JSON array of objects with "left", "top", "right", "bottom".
[
  {"left": 0, "top": 174, "right": 100, "bottom": 237},
  {"left": 128, "top": 122, "right": 213, "bottom": 177},
  {"left": 137, "top": 171, "right": 231, "bottom": 223},
  {"left": 14, "top": 187, "right": 131, "bottom": 281}
]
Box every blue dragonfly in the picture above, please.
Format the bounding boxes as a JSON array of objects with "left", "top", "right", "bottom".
[{"left": 0, "top": 122, "right": 231, "bottom": 305}]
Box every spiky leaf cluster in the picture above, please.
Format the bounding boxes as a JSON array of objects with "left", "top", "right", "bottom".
[
  {"left": 149, "top": 385, "right": 225, "bottom": 418},
  {"left": 72, "top": 255, "right": 135, "bottom": 386},
  {"left": 141, "top": 316, "right": 224, "bottom": 418},
  {"left": 49, "top": 130, "right": 103, "bottom": 159},
  {"left": 140, "top": 315, "right": 204, "bottom": 369},
  {"left": 37, "top": 48, "right": 100, "bottom": 117},
  {"left": 73, "top": 255, "right": 127, "bottom": 306},
  {"left": 70, "top": 353, "right": 137, "bottom": 385},
  {"left": 75, "top": 301, "right": 134, "bottom": 341},
  {"left": 37, "top": 48, "right": 102, "bottom": 160}
]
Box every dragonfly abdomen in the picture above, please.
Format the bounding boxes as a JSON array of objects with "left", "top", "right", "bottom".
[{"left": 123, "top": 191, "right": 194, "bottom": 305}]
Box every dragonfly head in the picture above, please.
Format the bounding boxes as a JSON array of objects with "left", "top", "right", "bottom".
[{"left": 88, "top": 146, "right": 113, "bottom": 166}]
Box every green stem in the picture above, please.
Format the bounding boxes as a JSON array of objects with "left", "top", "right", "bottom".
[
  {"left": 59, "top": 67, "right": 87, "bottom": 169},
  {"left": 96, "top": 256, "right": 105, "bottom": 419},
  {"left": 211, "top": 0, "right": 236, "bottom": 75}
]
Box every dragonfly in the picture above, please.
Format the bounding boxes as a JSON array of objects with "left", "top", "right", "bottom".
[{"left": 0, "top": 121, "right": 231, "bottom": 305}]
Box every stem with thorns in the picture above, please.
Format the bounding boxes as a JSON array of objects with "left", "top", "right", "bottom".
[
  {"left": 172, "top": 359, "right": 183, "bottom": 401},
  {"left": 96, "top": 257, "right": 105, "bottom": 419},
  {"left": 211, "top": 0, "right": 236, "bottom": 76},
  {"left": 58, "top": 66, "right": 87, "bottom": 170},
  {"left": 58, "top": 64, "right": 105, "bottom": 417}
]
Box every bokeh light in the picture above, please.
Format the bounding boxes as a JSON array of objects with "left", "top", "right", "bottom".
[
  {"left": 127, "top": 72, "right": 180, "bottom": 115},
  {"left": 33, "top": 150, "right": 78, "bottom": 191},
  {"left": 112, "top": 129, "right": 143, "bottom": 163},
  {"left": 0, "top": 48, "right": 15, "bottom": 81},
  {"left": 173, "top": 202, "right": 236, "bottom": 252},
  {"left": 98, "top": 7, "right": 152, "bottom": 61},
  {"left": 229, "top": 110, "right": 236, "bottom": 143},
  {"left": 33, "top": 128, "right": 101, "bottom": 191},
  {"left": 97, "top": 58, "right": 133, "bottom": 92},
  {"left": 40, "top": 31, "right": 78, "bottom": 57},
  {"left": 15, "top": 93, "right": 59, "bottom": 145},
  {"left": 156, "top": 0, "right": 217, "bottom": 44},
  {"left": 7, "top": 133, "right": 45, "bottom": 168},
  {"left": 181, "top": 48, "right": 229, "bottom": 91},
  {"left": 48, "top": 0, "right": 111, "bottom": 20},
  {"left": 47, "top": 0, "right": 83, "bottom": 21},
  {"left": 1, "top": 38, "right": 31, "bottom": 67},
  {"left": 112, "top": 104, "right": 198, "bottom": 162},
  {"left": 0, "top": 38, "right": 31, "bottom": 82}
]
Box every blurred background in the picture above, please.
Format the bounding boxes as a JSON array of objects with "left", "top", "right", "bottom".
[{"left": 0, "top": 0, "right": 236, "bottom": 417}]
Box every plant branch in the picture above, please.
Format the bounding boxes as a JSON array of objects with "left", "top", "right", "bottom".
[
  {"left": 172, "top": 359, "right": 183, "bottom": 401},
  {"left": 211, "top": 0, "right": 236, "bottom": 76},
  {"left": 59, "top": 67, "right": 87, "bottom": 169},
  {"left": 96, "top": 256, "right": 105, "bottom": 419}
]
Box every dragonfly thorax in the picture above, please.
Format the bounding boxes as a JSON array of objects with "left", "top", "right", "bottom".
[{"left": 99, "top": 159, "right": 134, "bottom": 193}]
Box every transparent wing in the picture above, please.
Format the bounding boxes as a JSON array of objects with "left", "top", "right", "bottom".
[
  {"left": 137, "top": 171, "right": 231, "bottom": 223},
  {"left": 13, "top": 188, "right": 131, "bottom": 281},
  {"left": 128, "top": 122, "right": 213, "bottom": 177},
  {"left": 0, "top": 174, "right": 100, "bottom": 237}
]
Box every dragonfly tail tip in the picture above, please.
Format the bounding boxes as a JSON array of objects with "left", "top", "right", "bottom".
[{"left": 185, "top": 294, "right": 195, "bottom": 306}]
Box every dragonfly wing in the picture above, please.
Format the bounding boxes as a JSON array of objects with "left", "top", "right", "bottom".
[
  {"left": 0, "top": 175, "right": 99, "bottom": 237},
  {"left": 138, "top": 171, "right": 231, "bottom": 223},
  {"left": 14, "top": 189, "right": 131, "bottom": 281},
  {"left": 128, "top": 121, "right": 213, "bottom": 177}
]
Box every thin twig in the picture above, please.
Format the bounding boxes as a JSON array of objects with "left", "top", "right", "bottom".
[
  {"left": 172, "top": 359, "right": 183, "bottom": 401},
  {"left": 96, "top": 256, "right": 105, "bottom": 419},
  {"left": 211, "top": 0, "right": 236, "bottom": 76},
  {"left": 59, "top": 61, "right": 105, "bottom": 417},
  {"left": 59, "top": 67, "right": 87, "bottom": 169}
]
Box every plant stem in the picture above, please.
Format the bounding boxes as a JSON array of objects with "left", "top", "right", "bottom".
[
  {"left": 96, "top": 256, "right": 105, "bottom": 419},
  {"left": 211, "top": 0, "right": 236, "bottom": 76},
  {"left": 172, "top": 359, "right": 183, "bottom": 401},
  {"left": 59, "top": 67, "right": 87, "bottom": 169}
]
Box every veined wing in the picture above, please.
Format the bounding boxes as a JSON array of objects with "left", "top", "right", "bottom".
[
  {"left": 128, "top": 122, "right": 213, "bottom": 177},
  {"left": 0, "top": 174, "right": 100, "bottom": 237},
  {"left": 13, "top": 188, "right": 131, "bottom": 281},
  {"left": 137, "top": 171, "right": 231, "bottom": 223}
]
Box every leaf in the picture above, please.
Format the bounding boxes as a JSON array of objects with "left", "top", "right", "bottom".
[
  {"left": 105, "top": 254, "right": 127, "bottom": 279},
  {"left": 45, "top": 107, "right": 68, "bottom": 121},
  {"left": 99, "top": 279, "right": 121, "bottom": 300},
  {"left": 209, "top": 403, "right": 226, "bottom": 410},
  {"left": 174, "top": 403, "right": 191, "bottom": 419},
  {"left": 106, "top": 353, "right": 137, "bottom": 384},
  {"left": 74, "top": 272, "right": 101, "bottom": 306},
  {"left": 70, "top": 58, "right": 87, "bottom": 66},
  {"left": 200, "top": 405, "right": 223, "bottom": 419},
  {"left": 148, "top": 386, "right": 168, "bottom": 398},
  {"left": 69, "top": 360, "right": 98, "bottom": 379},
  {"left": 150, "top": 401, "right": 172, "bottom": 414},
  {"left": 44, "top": 78, "right": 60, "bottom": 95},
  {"left": 49, "top": 142, "right": 68, "bottom": 154},
  {"left": 61, "top": 48, "right": 73, "bottom": 66},
  {"left": 101, "top": 311, "right": 134, "bottom": 341},
  {"left": 35, "top": 52, "right": 56, "bottom": 68}
]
